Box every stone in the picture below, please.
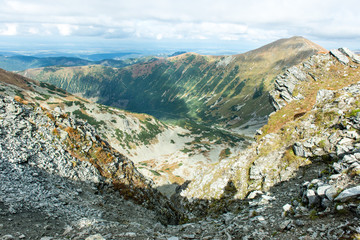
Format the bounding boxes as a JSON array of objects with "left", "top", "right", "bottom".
[
  {"left": 85, "top": 234, "right": 106, "bottom": 240},
  {"left": 283, "top": 204, "right": 292, "bottom": 212},
  {"left": 306, "top": 189, "right": 320, "bottom": 207},
  {"left": 288, "top": 66, "right": 307, "bottom": 81},
  {"left": 339, "top": 48, "right": 360, "bottom": 64},
  {"left": 316, "top": 185, "right": 331, "bottom": 198},
  {"left": 293, "top": 142, "right": 309, "bottom": 157},
  {"left": 278, "top": 220, "right": 293, "bottom": 231},
  {"left": 325, "top": 186, "right": 337, "bottom": 201},
  {"left": 316, "top": 89, "right": 335, "bottom": 104},
  {"left": 330, "top": 49, "right": 350, "bottom": 65},
  {"left": 1, "top": 235, "right": 15, "bottom": 240},
  {"left": 168, "top": 237, "right": 179, "bottom": 240},
  {"left": 247, "top": 190, "right": 263, "bottom": 199},
  {"left": 321, "top": 198, "right": 332, "bottom": 208},
  {"left": 335, "top": 186, "right": 360, "bottom": 202}
]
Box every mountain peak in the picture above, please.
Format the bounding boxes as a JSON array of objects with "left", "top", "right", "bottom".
[{"left": 244, "top": 36, "right": 328, "bottom": 57}]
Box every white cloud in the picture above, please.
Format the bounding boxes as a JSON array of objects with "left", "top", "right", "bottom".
[
  {"left": 0, "top": 0, "right": 359, "bottom": 49},
  {"left": 0, "top": 23, "right": 17, "bottom": 36},
  {"left": 56, "top": 24, "right": 78, "bottom": 36}
]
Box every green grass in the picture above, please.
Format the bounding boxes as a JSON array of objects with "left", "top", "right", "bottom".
[
  {"left": 149, "top": 169, "right": 161, "bottom": 176},
  {"left": 72, "top": 110, "right": 105, "bottom": 128}
]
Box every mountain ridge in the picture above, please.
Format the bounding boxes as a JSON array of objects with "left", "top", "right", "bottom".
[
  {"left": 20, "top": 36, "right": 325, "bottom": 134},
  {"left": 1, "top": 41, "right": 360, "bottom": 239}
]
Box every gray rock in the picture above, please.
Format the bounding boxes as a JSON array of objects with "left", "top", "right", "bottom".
[
  {"left": 330, "top": 49, "right": 350, "bottom": 65},
  {"left": 325, "top": 186, "right": 337, "bottom": 201},
  {"left": 293, "top": 142, "right": 310, "bottom": 157},
  {"left": 317, "top": 185, "right": 331, "bottom": 198},
  {"left": 249, "top": 165, "right": 262, "bottom": 180},
  {"left": 1, "top": 235, "right": 15, "bottom": 240},
  {"left": 339, "top": 47, "right": 360, "bottom": 64},
  {"left": 306, "top": 189, "right": 320, "bottom": 206},
  {"left": 278, "top": 220, "right": 293, "bottom": 231},
  {"left": 283, "top": 203, "right": 292, "bottom": 212},
  {"left": 316, "top": 89, "right": 334, "bottom": 104},
  {"left": 288, "top": 66, "right": 307, "bottom": 81},
  {"left": 247, "top": 190, "right": 263, "bottom": 199},
  {"left": 280, "top": 91, "right": 293, "bottom": 102},
  {"left": 335, "top": 186, "right": 360, "bottom": 202},
  {"left": 321, "top": 198, "right": 332, "bottom": 208}
]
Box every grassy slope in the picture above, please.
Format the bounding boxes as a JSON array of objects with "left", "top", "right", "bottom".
[
  {"left": 20, "top": 36, "right": 327, "bottom": 130},
  {"left": 181, "top": 51, "right": 360, "bottom": 200}
]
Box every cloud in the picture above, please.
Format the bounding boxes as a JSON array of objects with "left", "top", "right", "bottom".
[
  {"left": 0, "top": 23, "right": 17, "bottom": 36},
  {"left": 0, "top": 0, "right": 359, "bottom": 49}
]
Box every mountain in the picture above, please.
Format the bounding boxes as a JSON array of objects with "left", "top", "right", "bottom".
[
  {"left": 0, "top": 54, "right": 154, "bottom": 71},
  {"left": 0, "top": 67, "right": 247, "bottom": 194},
  {"left": 1, "top": 45, "right": 360, "bottom": 239},
  {"left": 20, "top": 36, "right": 327, "bottom": 134},
  {"left": 181, "top": 48, "right": 360, "bottom": 202}
]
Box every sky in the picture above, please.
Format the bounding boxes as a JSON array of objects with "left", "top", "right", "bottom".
[{"left": 0, "top": 0, "right": 359, "bottom": 55}]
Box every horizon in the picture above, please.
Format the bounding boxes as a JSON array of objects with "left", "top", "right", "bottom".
[
  {"left": 0, "top": 0, "right": 359, "bottom": 56},
  {"left": 0, "top": 36, "right": 359, "bottom": 58}
]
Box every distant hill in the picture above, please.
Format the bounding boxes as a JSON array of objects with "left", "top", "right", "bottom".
[
  {"left": 0, "top": 54, "right": 157, "bottom": 71},
  {"left": 21, "top": 36, "right": 327, "bottom": 132}
]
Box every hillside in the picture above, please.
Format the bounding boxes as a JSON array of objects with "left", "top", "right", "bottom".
[
  {"left": 181, "top": 47, "right": 360, "bottom": 202},
  {"left": 0, "top": 54, "right": 152, "bottom": 71},
  {"left": 1, "top": 46, "right": 360, "bottom": 239},
  {"left": 0, "top": 68, "right": 247, "bottom": 192},
  {"left": 21, "top": 36, "right": 327, "bottom": 134}
]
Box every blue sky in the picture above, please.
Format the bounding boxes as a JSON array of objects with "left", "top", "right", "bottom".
[{"left": 0, "top": 0, "right": 359, "bottom": 55}]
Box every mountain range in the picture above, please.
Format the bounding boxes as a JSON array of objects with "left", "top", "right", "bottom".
[
  {"left": 0, "top": 37, "right": 359, "bottom": 239},
  {"left": 20, "top": 36, "right": 327, "bottom": 134}
]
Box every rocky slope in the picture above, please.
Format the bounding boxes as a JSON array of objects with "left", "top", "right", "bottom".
[
  {"left": 1, "top": 44, "right": 360, "bottom": 240},
  {"left": 181, "top": 48, "right": 360, "bottom": 199},
  {"left": 0, "top": 77, "right": 182, "bottom": 223},
  {"left": 20, "top": 36, "right": 327, "bottom": 133},
  {"left": 0, "top": 68, "right": 247, "bottom": 191}
]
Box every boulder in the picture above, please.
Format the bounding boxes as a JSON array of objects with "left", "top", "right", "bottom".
[
  {"left": 325, "top": 186, "right": 337, "bottom": 201},
  {"left": 288, "top": 66, "right": 307, "bottom": 81},
  {"left": 316, "top": 185, "right": 332, "bottom": 198},
  {"left": 330, "top": 49, "right": 349, "bottom": 65},
  {"left": 335, "top": 185, "right": 360, "bottom": 202},
  {"left": 293, "top": 142, "right": 310, "bottom": 157},
  {"left": 85, "top": 235, "right": 106, "bottom": 240},
  {"left": 316, "top": 89, "right": 334, "bottom": 104},
  {"left": 306, "top": 189, "right": 320, "bottom": 207},
  {"left": 339, "top": 47, "right": 360, "bottom": 64}
]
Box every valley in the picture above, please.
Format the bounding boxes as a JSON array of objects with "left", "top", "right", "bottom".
[
  {"left": 0, "top": 37, "right": 359, "bottom": 239},
  {"left": 20, "top": 36, "right": 326, "bottom": 132}
]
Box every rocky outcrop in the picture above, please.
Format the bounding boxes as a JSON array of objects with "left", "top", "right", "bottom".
[
  {"left": 269, "top": 66, "right": 307, "bottom": 111},
  {"left": 270, "top": 48, "right": 360, "bottom": 111},
  {"left": 330, "top": 49, "right": 350, "bottom": 65},
  {"left": 0, "top": 94, "right": 180, "bottom": 226},
  {"left": 339, "top": 47, "right": 360, "bottom": 64}
]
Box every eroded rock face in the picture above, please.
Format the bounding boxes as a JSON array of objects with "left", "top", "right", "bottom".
[
  {"left": 339, "top": 47, "right": 360, "bottom": 64},
  {"left": 270, "top": 66, "right": 308, "bottom": 111},
  {"left": 270, "top": 48, "right": 360, "bottom": 112},
  {"left": 0, "top": 95, "right": 180, "bottom": 226},
  {"left": 330, "top": 49, "right": 350, "bottom": 65}
]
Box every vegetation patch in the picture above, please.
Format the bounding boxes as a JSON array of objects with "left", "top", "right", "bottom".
[{"left": 72, "top": 109, "right": 105, "bottom": 128}]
